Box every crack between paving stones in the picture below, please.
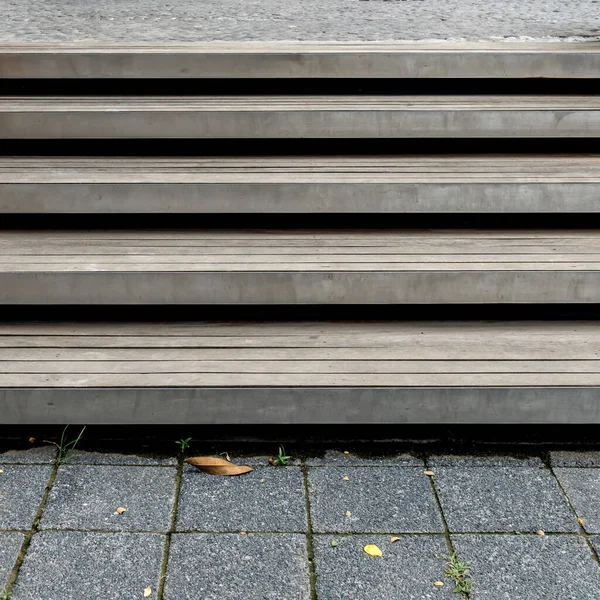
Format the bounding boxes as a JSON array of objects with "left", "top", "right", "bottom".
[
  {"left": 156, "top": 455, "right": 184, "bottom": 600},
  {"left": 544, "top": 453, "right": 600, "bottom": 569},
  {"left": 425, "top": 457, "right": 471, "bottom": 599},
  {"left": 2, "top": 458, "right": 60, "bottom": 597},
  {"left": 302, "top": 463, "right": 319, "bottom": 600}
]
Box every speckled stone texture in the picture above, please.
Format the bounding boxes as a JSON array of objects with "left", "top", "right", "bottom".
[
  {"left": 165, "top": 533, "right": 311, "bottom": 599},
  {"left": 553, "top": 468, "right": 600, "bottom": 533},
  {"left": 3, "top": 0, "right": 600, "bottom": 42},
  {"left": 0, "top": 465, "right": 52, "bottom": 530},
  {"left": 11, "top": 531, "right": 165, "bottom": 600},
  {"left": 550, "top": 450, "right": 600, "bottom": 468},
  {"left": 0, "top": 446, "right": 56, "bottom": 464},
  {"left": 176, "top": 465, "right": 307, "bottom": 532},
  {"left": 453, "top": 534, "right": 600, "bottom": 600},
  {"left": 41, "top": 465, "right": 177, "bottom": 531},
  {"left": 308, "top": 466, "right": 444, "bottom": 533},
  {"left": 63, "top": 451, "right": 177, "bottom": 466},
  {"left": 306, "top": 450, "right": 422, "bottom": 466},
  {"left": 313, "top": 534, "right": 453, "bottom": 600},
  {"left": 0, "top": 533, "right": 23, "bottom": 591},
  {"left": 434, "top": 465, "right": 577, "bottom": 532}
]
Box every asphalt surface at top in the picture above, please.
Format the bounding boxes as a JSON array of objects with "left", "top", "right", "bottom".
[{"left": 3, "top": 0, "right": 600, "bottom": 42}]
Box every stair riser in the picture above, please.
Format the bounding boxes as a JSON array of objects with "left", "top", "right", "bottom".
[
  {"left": 2, "top": 109, "right": 599, "bottom": 138},
  {"left": 3, "top": 45, "right": 600, "bottom": 79},
  {"left": 2, "top": 182, "right": 599, "bottom": 213},
  {"left": 1, "top": 387, "right": 598, "bottom": 424},
  {"left": 2, "top": 272, "right": 599, "bottom": 304}
]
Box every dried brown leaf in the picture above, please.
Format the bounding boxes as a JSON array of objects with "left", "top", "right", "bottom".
[
  {"left": 537, "top": 530, "right": 545, "bottom": 536},
  {"left": 116, "top": 507, "right": 127, "bottom": 515},
  {"left": 143, "top": 587, "right": 152, "bottom": 597},
  {"left": 433, "top": 581, "right": 444, "bottom": 587},
  {"left": 343, "top": 451, "right": 350, "bottom": 455},
  {"left": 28, "top": 437, "right": 36, "bottom": 444},
  {"left": 424, "top": 470, "right": 435, "bottom": 476},
  {"left": 185, "top": 456, "right": 253, "bottom": 476},
  {"left": 345, "top": 511, "right": 352, "bottom": 517},
  {"left": 342, "top": 476, "right": 350, "bottom": 481},
  {"left": 390, "top": 537, "right": 401, "bottom": 543},
  {"left": 578, "top": 517, "right": 584, "bottom": 525}
]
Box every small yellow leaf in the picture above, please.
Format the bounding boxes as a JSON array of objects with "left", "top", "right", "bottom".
[
  {"left": 116, "top": 507, "right": 127, "bottom": 515},
  {"left": 342, "top": 476, "right": 350, "bottom": 481},
  {"left": 578, "top": 517, "right": 584, "bottom": 525},
  {"left": 331, "top": 540, "right": 338, "bottom": 547},
  {"left": 0, "top": 469, "right": 3, "bottom": 474},
  {"left": 28, "top": 437, "right": 36, "bottom": 444},
  {"left": 364, "top": 544, "right": 382, "bottom": 557},
  {"left": 390, "top": 537, "right": 400, "bottom": 543},
  {"left": 537, "top": 530, "right": 545, "bottom": 536},
  {"left": 424, "top": 470, "right": 435, "bottom": 476},
  {"left": 345, "top": 511, "right": 352, "bottom": 517},
  {"left": 143, "top": 587, "right": 152, "bottom": 597},
  {"left": 434, "top": 581, "right": 444, "bottom": 587},
  {"left": 343, "top": 451, "right": 350, "bottom": 455},
  {"left": 185, "top": 456, "right": 253, "bottom": 476}
]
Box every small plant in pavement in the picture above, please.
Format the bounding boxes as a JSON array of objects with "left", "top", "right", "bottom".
[
  {"left": 269, "top": 446, "right": 292, "bottom": 466},
  {"left": 44, "top": 425, "right": 86, "bottom": 465},
  {"left": 175, "top": 437, "right": 192, "bottom": 454},
  {"left": 444, "top": 552, "right": 471, "bottom": 597}
]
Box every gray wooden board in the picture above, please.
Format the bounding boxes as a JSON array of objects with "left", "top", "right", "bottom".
[
  {"left": 2, "top": 42, "right": 600, "bottom": 79},
  {"left": 1, "top": 96, "right": 600, "bottom": 138},
  {"left": 2, "top": 154, "right": 600, "bottom": 213}
]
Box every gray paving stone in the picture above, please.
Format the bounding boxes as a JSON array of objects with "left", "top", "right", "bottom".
[
  {"left": 0, "top": 465, "right": 52, "bottom": 530},
  {"left": 3, "top": 0, "right": 600, "bottom": 42},
  {"left": 11, "top": 531, "right": 164, "bottom": 600},
  {"left": 306, "top": 450, "right": 422, "bottom": 467},
  {"left": 428, "top": 454, "right": 543, "bottom": 467},
  {"left": 453, "top": 534, "right": 600, "bottom": 600},
  {"left": 588, "top": 536, "right": 600, "bottom": 560},
  {"left": 553, "top": 468, "right": 600, "bottom": 533},
  {"left": 0, "top": 446, "right": 56, "bottom": 464},
  {"left": 308, "top": 467, "right": 443, "bottom": 533},
  {"left": 236, "top": 456, "right": 302, "bottom": 467},
  {"left": 434, "top": 466, "right": 577, "bottom": 532},
  {"left": 176, "top": 465, "right": 306, "bottom": 532},
  {"left": 0, "top": 532, "right": 23, "bottom": 591},
  {"left": 41, "top": 465, "right": 176, "bottom": 532},
  {"left": 550, "top": 450, "right": 600, "bottom": 468},
  {"left": 165, "top": 533, "right": 310, "bottom": 600},
  {"left": 314, "top": 534, "right": 453, "bottom": 600},
  {"left": 64, "top": 450, "right": 177, "bottom": 466}
]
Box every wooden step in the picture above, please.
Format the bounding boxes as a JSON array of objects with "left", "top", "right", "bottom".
[
  {"left": 1, "top": 320, "right": 599, "bottom": 423},
  {"left": 2, "top": 156, "right": 600, "bottom": 213},
  {"left": 2, "top": 42, "right": 599, "bottom": 79},
  {"left": 2, "top": 230, "right": 600, "bottom": 304},
  {"left": 2, "top": 96, "right": 599, "bottom": 138}
]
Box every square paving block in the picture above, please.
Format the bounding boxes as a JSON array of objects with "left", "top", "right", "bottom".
[
  {"left": 64, "top": 451, "right": 177, "bottom": 466},
  {"left": 0, "top": 465, "right": 52, "bottom": 529},
  {"left": 550, "top": 450, "right": 600, "bottom": 467},
  {"left": 176, "top": 465, "right": 306, "bottom": 532},
  {"left": 314, "top": 534, "right": 453, "bottom": 600},
  {"left": 308, "top": 467, "right": 443, "bottom": 533},
  {"left": 41, "top": 465, "right": 176, "bottom": 531},
  {"left": 0, "top": 532, "right": 23, "bottom": 591},
  {"left": 453, "top": 534, "right": 600, "bottom": 600},
  {"left": 553, "top": 468, "right": 600, "bottom": 533},
  {"left": 0, "top": 446, "right": 56, "bottom": 464},
  {"left": 306, "top": 450, "right": 423, "bottom": 466},
  {"left": 428, "top": 455, "right": 543, "bottom": 468},
  {"left": 165, "top": 533, "right": 310, "bottom": 599},
  {"left": 434, "top": 466, "right": 577, "bottom": 532},
  {"left": 11, "top": 531, "right": 164, "bottom": 600}
]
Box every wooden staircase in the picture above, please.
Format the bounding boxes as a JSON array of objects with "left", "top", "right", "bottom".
[{"left": 1, "top": 42, "right": 600, "bottom": 424}]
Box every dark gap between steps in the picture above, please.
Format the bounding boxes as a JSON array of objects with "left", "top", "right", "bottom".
[
  {"left": 4, "top": 213, "right": 600, "bottom": 229},
  {"left": 3, "top": 304, "right": 600, "bottom": 322},
  {"left": 2, "top": 138, "right": 599, "bottom": 156},
  {"left": 2, "top": 78, "right": 600, "bottom": 96}
]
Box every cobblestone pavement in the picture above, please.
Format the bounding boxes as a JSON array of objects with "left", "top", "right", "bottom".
[{"left": 2, "top": 446, "right": 600, "bottom": 599}]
